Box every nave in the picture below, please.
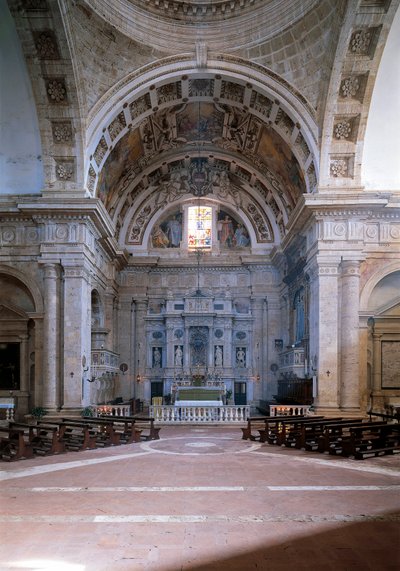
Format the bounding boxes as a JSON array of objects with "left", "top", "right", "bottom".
[{"left": 0, "top": 426, "right": 399, "bottom": 570}]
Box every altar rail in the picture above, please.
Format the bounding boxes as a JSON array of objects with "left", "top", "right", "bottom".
[
  {"left": 269, "top": 404, "right": 311, "bottom": 416},
  {"left": 93, "top": 404, "right": 131, "bottom": 417},
  {"left": 0, "top": 398, "right": 15, "bottom": 422},
  {"left": 150, "top": 405, "right": 250, "bottom": 423}
]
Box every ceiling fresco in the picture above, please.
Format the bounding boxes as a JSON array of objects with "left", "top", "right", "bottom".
[{"left": 96, "top": 98, "right": 306, "bottom": 245}]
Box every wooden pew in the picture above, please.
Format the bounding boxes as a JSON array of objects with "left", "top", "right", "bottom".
[
  {"left": 318, "top": 421, "right": 387, "bottom": 455},
  {"left": 70, "top": 417, "right": 122, "bottom": 446},
  {"left": 260, "top": 416, "right": 325, "bottom": 446},
  {"left": 42, "top": 420, "right": 97, "bottom": 451},
  {"left": 94, "top": 416, "right": 142, "bottom": 443},
  {"left": 241, "top": 416, "right": 270, "bottom": 440},
  {"left": 0, "top": 427, "right": 34, "bottom": 461},
  {"left": 242, "top": 415, "right": 309, "bottom": 442},
  {"left": 342, "top": 423, "right": 400, "bottom": 459},
  {"left": 104, "top": 415, "right": 161, "bottom": 440},
  {"left": 300, "top": 418, "right": 364, "bottom": 451},
  {"left": 61, "top": 418, "right": 117, "bottom": 448},
  {"left": 10, "top": 422, "right": 65, "bottom": 455}
]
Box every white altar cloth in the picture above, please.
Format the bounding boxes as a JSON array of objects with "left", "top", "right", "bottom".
[{"left": 175, "top": 400, "right": 223, "bottom": 407}]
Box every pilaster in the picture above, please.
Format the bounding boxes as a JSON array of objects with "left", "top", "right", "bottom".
[
  {"left": 42, "top": 263, "right": 61, "bottom": 410},
  {"left": 339, "top": 259, "right": 361, "bottom": 412}
]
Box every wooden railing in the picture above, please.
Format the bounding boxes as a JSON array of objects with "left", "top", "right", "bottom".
[
  {"left": 275, "top": 378, "right": 313, "bottom": 405},
  {"left": 150, "top": 405, "right": 250, "bottom": 423}
]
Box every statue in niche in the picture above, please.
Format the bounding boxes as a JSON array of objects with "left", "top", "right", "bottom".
[
  {"left": 153, "top": 347, "right": 162, "bottom": 368},
  {"left": 174, "top": 346, "right": 183, "bottom": 367},
  {"left": 236, "top": 347, "right": 246, "bottom": 368},
  {"left": 215, "top": 345, "right": 223, "bottom": 367}
]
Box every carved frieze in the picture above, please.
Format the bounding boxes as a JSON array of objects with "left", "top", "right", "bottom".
[
  {"left": 130, "top": 93, "right": 152, "bottom": 120},
  {"left": 156, "top": 82, "right": 182, "bottom": 105},
  {"left": 250, "top": 91, "right": 273, "bottom": 118},
  {"left": 329, "top": 156, "right": 354, "bottom": 178},
  {"left": 55, "top": 159, "right": 75, "bottom": 182},
  {"left": 93, "top": 137, "right": 108, "bottom": 167},
  {"left": 45, "top": 78, "right": 67, "bottom": 103},
  {"left": 108, "top": 112, "right": 127, "bottom": 141},
  {"left": 339, "top": 74, "right": 368, "bottom": 102},
  {"left": 52, "top": 121, "right": 73, "bottom": 144},
  {"left": 189, "top": 79, "right": 214, "bottom": 97},
  {"left": 33, "top": 31, "right": 60, "bottom": 60},
  {"left": 220, "top": 81, "right": 245, "bottom": 103},
  {"left": 348, "top": 27, "right": 380, "bottom": 57}
]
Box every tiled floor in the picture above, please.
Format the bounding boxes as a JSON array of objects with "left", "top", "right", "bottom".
[{"left": 0, "top": 426, "right": 399, "bottom": 570}]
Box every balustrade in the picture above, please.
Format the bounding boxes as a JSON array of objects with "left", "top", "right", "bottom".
[
  {"left": 269, "top": 404, "right": 311, "bottom": 416},
  {"left": 150, "top": 404, "right": 249, "bottom": 423},
  {"left": 93, "top": 403, "right": 131, "bottom": 417}
]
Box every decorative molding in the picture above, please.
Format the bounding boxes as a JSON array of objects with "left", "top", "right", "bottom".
[
  {"left": 52, "top": 121, "right": 73, "bottom": 144},
  {"left": 45, "top": 78, "right": 67, "bottom": 104},
  {"left": 33, "top": 31, "right": 60, "bottom": 60}
]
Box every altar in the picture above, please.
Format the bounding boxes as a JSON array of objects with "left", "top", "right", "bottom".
[{"left": 173, "top": 383, "right": 224, "bottom": 407}]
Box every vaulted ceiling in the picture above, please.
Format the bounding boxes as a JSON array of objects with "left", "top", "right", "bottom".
[{"left": 3, "top": 0, "right": 400, "bottom": 254}]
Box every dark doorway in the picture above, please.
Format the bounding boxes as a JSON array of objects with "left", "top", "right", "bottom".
[
  {"left": 151, "top": 381, "right": 164, "bottom": 402},
  {"left": 234, "top": 381, "right": 247, "bottom": 405}
]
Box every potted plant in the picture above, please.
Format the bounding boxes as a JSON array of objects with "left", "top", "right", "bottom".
[
  {"left": 30, "top": 406, "right": 48, "bottom": 422},
  {"left": 225, "top": 389, "right": 233, "bottom": 405},
  {"left": 81, "top": 406, "right": 95, "bottom": 418}
]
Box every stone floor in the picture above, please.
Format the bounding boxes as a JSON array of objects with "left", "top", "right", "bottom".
[{"left": 0, "top": 425, "right": 399, "bottom": 571}]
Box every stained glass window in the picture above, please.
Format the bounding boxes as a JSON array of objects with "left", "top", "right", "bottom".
[{"left": 188, "top": 206, "right": 212, "bottom": 249}]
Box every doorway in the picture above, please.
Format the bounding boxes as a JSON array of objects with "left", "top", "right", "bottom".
[
  {"left": 151, "top": 381, "right": 164, "bottom": 403},
  {"left": 234, "top": 382, "right": 247, "bottom": 405}
]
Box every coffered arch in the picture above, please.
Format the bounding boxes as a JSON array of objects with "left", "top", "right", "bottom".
[{"left": 86, "top": 56, "right": 319, "bottom": 251}]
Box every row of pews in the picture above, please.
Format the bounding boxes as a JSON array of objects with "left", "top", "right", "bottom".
[
  {"left": 0, "top": 415, "right": 161, "bottom": 462},
  {"left": 242, "top": 414, "right": 400, "bottom": 459}
]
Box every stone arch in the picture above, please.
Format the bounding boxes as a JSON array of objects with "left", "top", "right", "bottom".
[
  {"left": 360, "top": 262, "right": 400, "bottom": 313},
  {"left": 0, "top": 264, "right": 43, "bottom": 315},
  {"left": 85, "top": 55, "right": 319, "bottom": 198}
]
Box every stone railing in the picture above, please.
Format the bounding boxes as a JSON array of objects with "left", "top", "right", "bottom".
[
  {"left": 0, "top": 398, "right": 15, "bottom": 422},
  {"left": 150, "top": 404, "right": 250, "bottom": 423},
  {"left": 93, "top": 403, "right": 131, "bottom": 417},
  {"left": 269, "top": 404, "right": 312, "bottom": 417}
]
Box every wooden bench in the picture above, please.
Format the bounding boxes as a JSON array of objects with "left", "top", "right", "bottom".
[
  {"left": 62, "top": 418, "right": 118, "bottom": 448},
  {"left": 318, "top": 421, "right": 387, "bottom": 455},
  {"left": 95, "top": 416, "right": 142, "bottom": 443},
  {"left": 300, "top": 418, "right": 364, "bottom": 451},
  {"left": 42, "top": 420, "right": 98, "bottom": 451},
  {"left": 342, "top": 423, "right": 400, "bottom": 459},
  {"left": 260, "top": 416, "right": 324, "bottom": 446},
  {"left": 0, "top": 427, "right": 34, "bottom": 461},
  {"left": 103, "top": 415, "right": 161, "bottom": 441},
  {"left": 241, "top": 416, "right": 270, "bottom": 440},
  {"left": 10, "top": 422, "right": 65, "bottom": 455}
]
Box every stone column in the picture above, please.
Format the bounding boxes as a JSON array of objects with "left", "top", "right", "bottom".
[
  {"left": 42, "top": 263, "right": 60, "bottom": 410},
  {"left": 62, "top": 265, "right": 91, "bottom": 410},
  {"left": 339, "top": 260, "right": 361, "bottom": 412},
  {"left": 308, "top": 257, "right": 341, "bottom": 413}
]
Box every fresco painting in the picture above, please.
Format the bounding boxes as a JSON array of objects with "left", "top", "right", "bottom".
[
  {"left": 177, "top": 102, "right": 224, "bottom": 141},
  {"left": 217, "top": 210, "right": 250, "bottom": 249},
  {"left": 257, "top": 126, "right": 305, "bottom": 200},
  {"left": 151, "top": 211, "right": 183, "bottom": 249},
  {"left": 97, "top": 128, "right": 143, "bottom": 208}
]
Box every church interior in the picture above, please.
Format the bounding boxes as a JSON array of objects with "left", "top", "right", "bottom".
[{"left": 0, "top": 0, "right": 400, "bottom": 569}]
